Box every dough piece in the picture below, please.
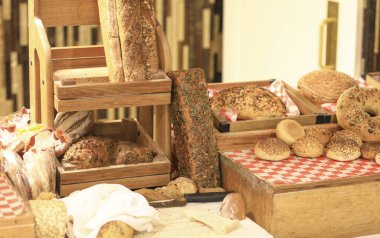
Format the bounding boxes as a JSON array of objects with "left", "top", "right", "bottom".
[
  {"left": 325, "top": 138, "right": 361, "bottom": 161},
  {"left": 220, "top": 193, "right": 246, "bottom": 220},
  {"left": 30, "top": 200, "right": 67, "bottom": 238},
  {"left": 210, "top": 85, "right": 286, "bottom": 120},
  {"left": 54, "top": 111, "right": 94, "bottom": 143},
  {"left": 292, "top": 135, "right": 324, "bottom": 158},
  {"left": 115, "top": 141, "right": 156, "bottom": 165},
  {"left": 169, "top": 69, "right": 220, "bottom": 188},
  {"left": 63, "top": 136, "right": 117, "bottom": 169},
  {"left": 97, "top": 0, "right": 124, "bottom": 82},
  {"left": 330, "top": 130, "right": 363, "bottom": 147},
  {"left": 298, "top": 69, "right": 357, "bottom": 104},
  {"left": 134, "top": 188, "right": 169, "bottom": 202},
  {"left": 185, "top": 209, "right": 239, "bottom": 234},
  {"left": 276, "top": 119, "right": 305, "bottom": 145},
  {"left": 361, "top": 142, "right": 380, "bottom": 160},
  {"left": 97, "top": 221, "right": 134, "bottom": 238},
  {"left": 336, "top": 87, "right": 380, "bottom": 141},
  {"left": 116, "top": 0, "right": 160, "bottom": 81},
  {"left": 254, "top": 138, "right": 290, "bottom": 161},
  {"left": 305, "top": 127, "right": 333, "bottom": 146}
]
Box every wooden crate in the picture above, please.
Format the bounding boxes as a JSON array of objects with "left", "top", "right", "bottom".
[
  {"left": 0, "top": 205, "right": 35, "bottom": 238},
  {"left": 57, "top": 118, "right": 171, "bottom": 197},
  {"left": 208, "top": 80, "right": 332, "bottom": 133},
  {"left": 29, "top": 0, "right": 172, "bottom": 156},
  {"left": 366, "top": 72, "right": 380, "bottom": 88},
  {"left": 220, "top": 124, "right": 380, "bottom": 237}
]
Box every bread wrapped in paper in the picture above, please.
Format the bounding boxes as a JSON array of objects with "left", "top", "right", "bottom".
[
  {"left": 54, "top": 111, "right": 94, "bottom": 144},
  {"left": 24, "top": 148, "right": 57, "bottom": 199},
  {"left": 0, "top": 150, "right": 32, "bottom": 200}
]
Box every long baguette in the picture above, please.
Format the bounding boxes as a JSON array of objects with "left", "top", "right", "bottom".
[{"left": 97, "top": 0, "right": 124, "bottom": 82}]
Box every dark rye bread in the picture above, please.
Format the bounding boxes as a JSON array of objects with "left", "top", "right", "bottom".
[
  {"left": 169, "top": 68, "right": 220, "bottom": 188},
  {"left": 116, "top": 0, "right": 160, "bottom": 81}
]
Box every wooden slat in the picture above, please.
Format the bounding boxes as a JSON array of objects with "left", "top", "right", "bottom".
[
  {"left": 51, "top": 45, "right": 105, "bottom": 59},
  {"left": 52, "top": 56, "right": 106, "bottom": 70},
  {"left": 54, "top": 93, "right": 171, "bottom": 112},
  {"left": 208, "top": 80, "right": 273, "bottom": 90},
  {"left": 154, "top": 105, "right": 171, "bottom": 157},
  {"left": 54, "top": 77, "right": 171, "bottom": 99},
  {"left": 59, "top": 174, "right": 170, "bottom": 197},
  {"left": 53, "top": 67, "right": 109, "bottom": 85},
  {"left": 37, "top": 0, "right": 100, "bottom": 27}
]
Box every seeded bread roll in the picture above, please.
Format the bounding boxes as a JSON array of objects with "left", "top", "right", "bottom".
[
  {"left": 292, "top": 135, "right": 324, "bottom": 158},
  {"left": 326, "top": 138, "right": 361, "bottom": 161},
  {"left": 276, "top": 119, "right": 305, "bottom": 146},
  {"left": 305, "top": 127, "right": 333, "bottom": 146},
  {"left": 361, "top": 142, "right": 380, "bottom": 160},
  {"left": 298, "top": 69, "right": 357, "bottom": 104},
  {"left": 330, "top": 130, "right": 363, "bottom": 147},
  {"left": 220, "top": 193, "right": 246, "bottom": 220},
  {"left": 211, "top": 85, "right": 286, "bottom": 120},
  {"left": 254, "top": 138, "right": 290, "bottom": 161}
]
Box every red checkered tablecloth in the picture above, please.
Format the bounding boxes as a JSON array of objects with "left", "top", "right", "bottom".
[
  {"left": 0, "top": 173, "right": 25, "bottom": 218},
  {"left": 222, "top": 149, "right": 380, "bottom": 185}
]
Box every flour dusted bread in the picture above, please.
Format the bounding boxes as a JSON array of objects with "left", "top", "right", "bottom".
[
  {"left": 116, "top": 0, "right": 160, "bottom": 81},
  {"left": 210, "top": 85, "right": 286, "bottom": 120},
  {"left": 298, "top": 70, "right": 357, "bottom": 104},
  {"left": 97, "top": 0, "right": 124, "bottom": 82}
]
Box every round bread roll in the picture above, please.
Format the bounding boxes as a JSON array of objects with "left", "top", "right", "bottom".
[
  {"left": 298, "top": 70, "right": 357, "bottom": 104},
  {"left": 292, "top": 135, "right": 324, "bottom": 158},
  {"left": 330, "top": 130, "right": 363, "bottom": 147},
  {"left": 254, "top": 138, "right": 290, "bottom": 161},
  {"left": 210, "top": 85, "right": 286, "bottom": 120},
  {"left": 220, "top": 193, "right": 246, "bottom": 220},
  {"left": 375, "top": 154, "right": 380, "bottom": 165},
  {"left": 305, "top": 127, "right": 333, "bottom": 146},
  {"left": 360, "top": 142, "right": 380, "bottom": 160},
  {"left": 276, "top": 119, "right": 305, "bottom": 145},
  {"left": 97, "top": 221, "right": 134, "bottom": 238},
  {"left": 336, "top": 87, "right": 380, "bottom": 141},
  {"left": 325, "top": 138, "right": 361, "bottom": 161}
]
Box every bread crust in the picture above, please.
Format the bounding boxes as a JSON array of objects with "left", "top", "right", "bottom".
[
  {"left": 361, "top": 142, "right": 380, "bottom": 160},
  {"left": 220, "top": 193, "right": 246, "bottom": 220},
  {"left": 211, "top": 85, "right": 286, "bottom": 120},
  {"left": 298, "top": 70, "right": 356, "bottom": 104},
  {"left": 326, "top": 138, "right": 361, "bottom": 161},
  {"left": 276, "top": 119, "right": 305, "bottom": 145},
  {"left": 336, "top": 87, "right": 380, "bottom": 141},
  {"left": 254, "top": 138, "right": 290, "bottom": 161},
  {"left": 292, "top": 135, "right": 324, "bottom": 158}
]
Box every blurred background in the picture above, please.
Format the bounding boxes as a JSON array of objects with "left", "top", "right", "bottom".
[{"left": 0, "top": 0, "right": 380, "bottom": 117}]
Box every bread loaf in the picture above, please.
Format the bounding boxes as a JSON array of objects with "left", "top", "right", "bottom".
[
  {"left": 97, "top": 0, "right": 124, "bottom": 82},
  {"left": 169, "top": 68, "right": 220, "bottom": 188},
  {"left": 116, "top": 0, "right": 160, "bottom": 81},
  {"left": 115, "top": 141, "right": 156, "bottom": 165},
  {"left": 54, "top": 111, "right": 94, "bottom": 143},
  {"left": 220, "top": 193, "right": 246, "bottom": 220}
]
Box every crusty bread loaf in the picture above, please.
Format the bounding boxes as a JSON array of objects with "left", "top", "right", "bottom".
[
  {"left": 298, "top": 70, "right": 357, "bottom": 104},
  {"left": 97, "top": 221, "right": 134, "bottom": 238},
  {"left": 169, "top": 68, "right": 220, "bottom": 188},
  {"left": 115, "top": 141, "right": 156, "bottom": 165},
  {"left": 134, "top": 188, "right": 169, "bottom": 201},
  {"left": 211, "top": 86, "right": 286, "bottom": 120},
  {"left": 97, "top": 0, "right": 124, "bottom": 82},
  {"left": 116, "top": 0, "right": 160, "bottom": 81},
  {"left": 54, "top": 111, "right": 94, "bottom": 143},
  {"left": 220, "top": 193, "right": 246, "bottom": 220}
]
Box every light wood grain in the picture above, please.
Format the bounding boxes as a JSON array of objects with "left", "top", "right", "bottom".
[
  {"left": 52, "top": 56, "right": 106, "bottom": 70},
  {"left": 53, "top": 67, "right": 109, "bottom": 85},
  {"left": 60, "top": 174, "right": 170, "bottom": 197},
  {"left": 54, "top": 93, "right": 171, "bottom": 112},
  {"left": 51, "top": 45, "right": 105, "bottom": 59},
  {"left": 36, "top": 0, "right": 100, "bottom": 27},
  {"left": 366, "top": 72, "right": 380, "bottom": 88},
  {"left": 154, "top": 105, "right": 171, "bottom": 157},
  {"left": 139, "top": 107, "right": 154, "bottom": 136}
]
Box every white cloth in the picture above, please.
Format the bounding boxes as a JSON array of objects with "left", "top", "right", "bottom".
[{"left": 61, "top": 184, "right": 159, "bottom": 238}]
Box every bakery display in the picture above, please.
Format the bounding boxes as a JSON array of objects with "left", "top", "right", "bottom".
[
  {"left": 361, "top": 142, "right": 380, "bottom": 160},
  {"left": 211, "top": 85, "right": 286, "bottom": 120},
  {"left": 254, "top": 138, "right": 290, "bottom": 161},
  {"left": 276, "top": 119, "right": 305, "bottom": 145},
  {"left": 305, "top": 127, "right": 333, "bottom": 146},
  {"left": 292, "top": 135, "right": 324, "bottom": 158},
  {"left": 298, "top": 69, "right": 357, "bottom": 104},
  {"left": 169, "top": 68, "right": 220, "bottom": 188},
  {"left": 220, "top": 193, "right": 246, "bottom": 220},
  {"left": 336, "top": 87, "right": 380, "bottom": 141}
]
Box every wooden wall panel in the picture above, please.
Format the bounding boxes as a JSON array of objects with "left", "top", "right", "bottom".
[{"left": 0, "top": 0, "right": 223, "bottom": 116}]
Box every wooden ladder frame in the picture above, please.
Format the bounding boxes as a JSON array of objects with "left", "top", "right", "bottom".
[{"left": 28, "top": 0, "right": 172, "bottom": 156}]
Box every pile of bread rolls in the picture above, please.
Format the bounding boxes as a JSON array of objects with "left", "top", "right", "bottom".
[{"left": 254, "top": 119, "right": 380, "bottom": 163}]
